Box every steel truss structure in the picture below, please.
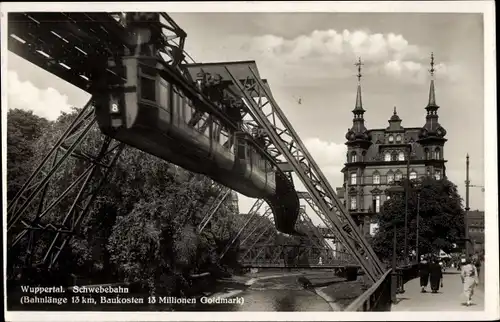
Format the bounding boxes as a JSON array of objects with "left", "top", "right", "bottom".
[
  {"left": 7, "top": 102, "right": 124, "bottom": 270},
  {"left": 223, "top": 65, "right": 385, "bottom": 282},
  {"left": 225, "top": 202, "right": 353, "bottom": 268}
]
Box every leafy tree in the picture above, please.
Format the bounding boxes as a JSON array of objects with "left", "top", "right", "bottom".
[
  {"left": 371, "top": 177, "right": 465, "bottom": 262},
  {"left": 7, "top": 109, "right": 50, "bottom": 201}
]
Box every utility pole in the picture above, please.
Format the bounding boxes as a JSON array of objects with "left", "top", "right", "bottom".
[
  {"left": 465, "top": 154, "right": 470, "bottom": 257},
  {"left": 404, "top": 144, "right": 411, "bottom": 265}
]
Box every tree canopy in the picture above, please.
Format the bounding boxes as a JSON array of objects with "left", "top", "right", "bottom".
[{"left": 371, "top": 177, "right": 465, "bottom": 262}]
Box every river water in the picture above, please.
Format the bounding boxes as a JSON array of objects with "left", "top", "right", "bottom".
[{"left": 189, "top": 274, "right": 332, "bottom": 311}]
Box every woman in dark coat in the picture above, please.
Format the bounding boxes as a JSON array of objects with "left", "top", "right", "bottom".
[
  {"left": 419, "top": 256, "right": 430, "bottom": 293},
  {"left": 429, "top": 257, "right": 443, "bottom": 293}
]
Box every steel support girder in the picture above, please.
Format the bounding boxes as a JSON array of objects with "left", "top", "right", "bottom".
[
  {"left": 7, "top": 100, "right": 125, "bottom": 269},
  {"left": 198, "top": 187, "right": 231, "bottom": 233},
  {"left": 219, "top": 199, "right": 265, "bottom": 260},
  {"left": 239, "top": 209, "right": 273, "bottom": 245},
  {"left": 299, "top": 210, "right": 339, "bottom": 254},
  {"left": 224, "top": 66, "right": 383, "bottom": 282},
  {"left": 239, "top": 221, "right": 275, "bottom": 260}
]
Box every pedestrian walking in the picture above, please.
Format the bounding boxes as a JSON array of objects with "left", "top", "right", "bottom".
[
  {"left": 461, "top": 257, "right": 480, "bottom": 306},
  {"left": 474, "top": 258, "right": 481, "bottom": 278},
  {"left": 419, "top": 255, "right": 430, "bottom": 293},
  {"left": 429, "top": 257, "right": 443, "bottom": 293}
]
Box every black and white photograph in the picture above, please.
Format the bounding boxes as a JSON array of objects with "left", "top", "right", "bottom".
[{"left": 2, "top": 1, "right": 498, "bottom": 321}]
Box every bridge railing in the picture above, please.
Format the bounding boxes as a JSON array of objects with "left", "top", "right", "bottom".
[
  {"left": 345, "top": 269, "right": 393, "bottom": 311},
  {"left": 345, "top": 260, "right": 420, "bottom": 311}
]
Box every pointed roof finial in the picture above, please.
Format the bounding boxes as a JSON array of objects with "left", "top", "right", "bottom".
[
  {"left": 355, "top": 57, "right": 363, "bottom": 83},
  {"left": 393, "top": 106, "right": 397, "bottom": 115},
  {"left": 429, "top": 52, "right": 435, "bottom": 77}
]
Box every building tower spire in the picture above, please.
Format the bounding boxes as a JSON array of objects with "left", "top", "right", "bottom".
[
  {"left": 353, "top": 57, "right": 365, "bottom": 114},
  {"left": 428, "top": 52, "right": 437, "bottom": 107},
  {"left": 345, "top": 57, "right": 371, "bottom": 145}
]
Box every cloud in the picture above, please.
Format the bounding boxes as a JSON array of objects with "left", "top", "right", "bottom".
[
  {"left": 7, "top": 70, "right": 73, "bottom": 120},
  {"left": 303, "top": 137, "right": 347, "bottom": 179},
  {"left": 245, "top": 29, "right": 454, "bottom": 84}
]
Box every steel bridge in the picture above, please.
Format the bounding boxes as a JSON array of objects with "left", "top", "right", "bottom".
[{"left": 6, "top": 12, "right": 393, "bottom": 311}]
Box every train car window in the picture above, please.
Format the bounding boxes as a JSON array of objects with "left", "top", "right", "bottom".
[
  {"left": 141, "top": 77, "right": 156, "bottom": 102},
  {"left": 184, "top": 99, "right": 192, "bottom": 123},
  {"left": 140, "top": 64, "right": 157, "bottom": 78},
  {"left": 203, "top": 120, "right": 211, "bottom": 138},
  {"left": 158, "top": 81, "right": 170, "bottom": 112},
  {"left": 171, "top": 89, "right": 181, "bottom": 124},
  {"left": 237, "top": 139, "right": 247, "bottom": 160}
]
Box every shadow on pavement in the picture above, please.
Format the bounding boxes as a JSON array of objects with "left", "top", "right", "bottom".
[{"left": 394, "top": 297, "right": 410, "bottom": 304}]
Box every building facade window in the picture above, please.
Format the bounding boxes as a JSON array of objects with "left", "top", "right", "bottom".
[
  {"left": 409, "top": 171, "right": 417, "bottom": 180},
  {"left": 424, "top": 148, "right": 430, "bottom": 160},
  {"left": 388, "top": 135, "right": 394, "bottom": 143},
  {"left": 350, "top": 172, "right": 357, "bottom": 185},
  {"left": 395, "top": 171, "right": 403, "bottom": 181},
  {"left": 391, "top": 152, "right": 398, "bottom": 161},
  {"left": 350, "top": 196, "right": 357, "bottom": 210},
  {"left": 387, "top": 172, "right": 395, "bottom": 184},
  {"left": 396, "top": 134, "right": 402, "bottom": 143},
  {"left": 351, "top": 151, "right": 357, "bottom": 162},
  {"left": 435, "top": 170, "right": 442, "bottom": 180},
  {"left": 384, "top": 152, "right": 391, "bottom": 161},
  {"left": 373, "top": 195, "right": 381, "bottom": 213},
  {"left": 373, "top": 172, "right": 381, "bottom": 184},
  {"left": 434, "top": 148, "right": 441, "bottom": 160},
  {"left": 398, "top": 151, "right": 405, "bottom": 161}
]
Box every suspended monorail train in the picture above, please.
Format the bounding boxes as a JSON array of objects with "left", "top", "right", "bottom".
[{"left": 95, "top": 56, "right": 300, "bottom": 234}]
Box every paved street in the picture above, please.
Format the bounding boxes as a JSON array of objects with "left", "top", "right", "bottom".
[{"left": 392, "top": 271, "right": 484, "bottom": 311}]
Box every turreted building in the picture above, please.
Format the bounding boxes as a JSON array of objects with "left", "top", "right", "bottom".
[{"left": 339, "top": 54, "right": 448, "bottom": 237}]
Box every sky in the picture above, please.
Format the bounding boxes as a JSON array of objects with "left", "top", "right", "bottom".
[{"left": 5, "top": 12, "right": 486, "bottom": 227}]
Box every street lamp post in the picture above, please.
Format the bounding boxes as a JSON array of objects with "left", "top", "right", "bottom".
[
  {"left": 416, "top": 192, "right": 420, "bottom": 261},
  {"left": 391, "top": 219, "right": 398, "bottom": 303},
  {"left": 388, "top": 185, "right": 406, "bottom": 299},
  {"left": 464, "top": 154, "right": 470, "bottom": 257}
]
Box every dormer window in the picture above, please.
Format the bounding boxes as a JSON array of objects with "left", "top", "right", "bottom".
[
  {"left": 398, "top": 151, "right": 405, "bottom": 161},
  {"left": 396, "top": 135, "right": 402, "bottom": 143},
  {"left": 388, "top": 135, "right": 394, "bottom": 143}
]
